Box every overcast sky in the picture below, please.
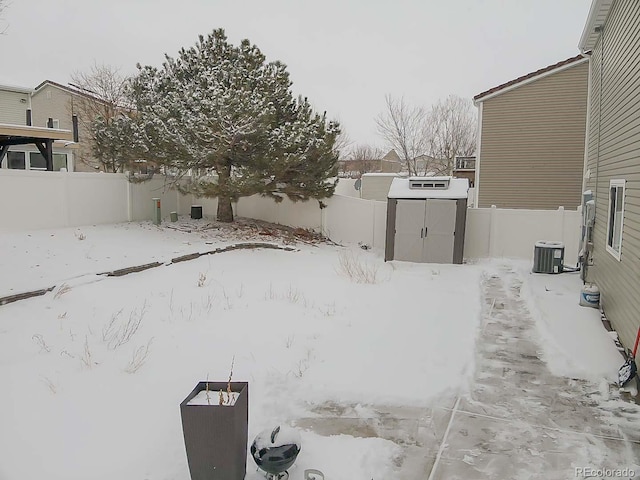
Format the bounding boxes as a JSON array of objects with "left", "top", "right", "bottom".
[{"left": 1, "top": 0, "right": 591, "bottom": 150}]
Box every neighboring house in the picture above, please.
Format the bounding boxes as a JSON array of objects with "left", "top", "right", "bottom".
[
  {"left": 0, "top": 83, "right": 76, "bottom": 172},
  {"left": 473, "top": 55, "right": 589, "bottom": 209},
  {"left": 579, "top": 0, "right": 640, "bottom": 351},
  {"left": 0, "top": 84, "right": 31, "bottom": 125},
  {"left": 338, "top": 158, "right": 381, "bottom": 178},
  {"left": 31, "top": 80, "right": 99, "bottom": 172},
  {"left": 381, "top": 150, "right": 448, "bottom": 176},
  {"left": 338, "top": 149, "right": 447, "bottom": 178},
  {"left": 338, "top": 150, "right": 403, "bottom": 178},
  {"left": 380, "top": 150, "right": 403, "bottom": 173},
  {"left": 453, "top": 155, "right": 476, "bottom": 187},
  {"left": 413, "top": 154, "right": 447, "bottom": 176}
]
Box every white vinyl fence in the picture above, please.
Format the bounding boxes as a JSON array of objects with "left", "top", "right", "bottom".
[
  {"left": 0, "top": 170, "right": 581, "bottom": 263},
  {"left": 0, "top": 169, "right": 128, "bottom": 230},
  {"left": 465, "top": 206, "right": 581, "bottom": 265}
]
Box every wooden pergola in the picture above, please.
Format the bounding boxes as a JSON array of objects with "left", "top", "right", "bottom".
[{"left": 0, "top": 123, "right": 73, "bottom": 171}]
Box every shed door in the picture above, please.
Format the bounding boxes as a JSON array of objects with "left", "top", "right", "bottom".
[
  {"left": 423, "top": 199, "right": 456, "bottom": 263},
  {"left": 394, "top": 200, "right": 426, "bottom": 262}
]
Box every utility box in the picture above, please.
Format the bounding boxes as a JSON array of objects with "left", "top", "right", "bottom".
[
  {"left": 152, "top": 198, "right": 161, "bottom": 225},
  {"left": 191, "top": 205, "right": 203, "bottom": 220}
]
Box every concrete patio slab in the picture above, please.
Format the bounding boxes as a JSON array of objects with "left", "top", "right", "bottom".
[{"left": 294, "top": 265, "right": 640, "bottom": 479}]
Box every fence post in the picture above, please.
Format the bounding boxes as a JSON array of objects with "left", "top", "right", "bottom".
[
  {"left": 176, "top": 186, "right": 181, "bottom": 218},
  {"left": 64, "top": 171, "right": 72, "bottom": 227},
  {"left": 489, "top": 205, "right": 497, "bottom": 257},
  {"left": 370, "top": 202, "right": 376, "bottom": 248},
  {"left": 127, "top": 176, "right": 133, "bottom": 222},
  {"left": 320, "top": 200, "right": 328, "bottom": 238},
  {"left": 557, "top": 206, "right": 565, "bottom": 244}
]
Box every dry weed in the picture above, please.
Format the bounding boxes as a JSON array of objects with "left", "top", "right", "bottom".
[
  {"left": 265, "top": 284, "right": 306, "bottom": 305},
  {"left": 102, "top": 302, "right": 147, "bottom": 350},
  {"left": 80, "top": 336, "right": 93, "bottom": 369},
  {"left": 124, "top": 338, "right": 153, "bottom": 374},
  {"left": 285, "top": 335, "right": 295, "bottom": 349},
  {"left": 336, "top": 251, "right": 379, "bottom": 284},
  {"left": 54, "top": 283, "right": 72, "bottom": 299},
  {"left": 40, "top": 375, "right": 57, "bottom": 394},
  {"left": 32, "top": 334, "right": 51, "bottom": 353}
]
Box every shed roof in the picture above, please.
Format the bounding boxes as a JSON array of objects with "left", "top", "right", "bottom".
[{"left": 388, "top": 177, "right": 469, "bottom": 199}]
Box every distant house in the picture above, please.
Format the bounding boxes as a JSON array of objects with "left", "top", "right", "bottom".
[
  {"left": 337, "top": 158, "right": 379, "bottom": 178},
  {"left": 380, "top": 150, "right": 403, "bottom": 173},
  {"left": 579, "top": 0, "right": 640, "bottom": 351},
  {"left": 453, "top": 156, "right": 476, "bottom": 188},
  {"left": 379, "top": 150, "right": 448, "bottom": 176},
  {"left": 473, "top": 55, "right": 589, "bottom": 209},
  {"left": 31, "top": 80, "right": 102, "bottom": 172},
  {"left": 338, "top": 149, "right": 403, "bottom": 177},
  {"left": 0, "top": 83, "right": 76, "bottom": 172},
  {"left": 0, "top": 84, "right": 31, "bottom": 125}
]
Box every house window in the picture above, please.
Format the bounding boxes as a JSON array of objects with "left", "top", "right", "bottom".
[
  {"left": 7, "top": 152, "right": 25, "bottom": 169},
  {"left": 53, "top": 153, "right": 68, "bottom": 171},
  {"left": 27, "top": 152, "right": 67, "bottom": 171},
  {"left": 455, "top": 157, "right": 475, "bottom": 170},
  {"left": 29, "top": 152, "right": 47, "bottom": 170},
  {"left": 606, "top": 179, "right": 625, "bottom": 260}
]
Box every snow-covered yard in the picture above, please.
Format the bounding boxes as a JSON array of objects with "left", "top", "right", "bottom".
[{"left": 0, "top": 220, "right": 637, "bottom": 479}]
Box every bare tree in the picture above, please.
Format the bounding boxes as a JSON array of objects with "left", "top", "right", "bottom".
[
  {"left": 375, "top": 94, "right": 477, "bottom": 176},
  {"left": 375, "top": 95, "right": 430, "bottom": 176},
  {"left": 348, "top": 144, "right": 385, "bottom": 176},
  {"left": 426, "top": 95, "right": 477, "bottom": 175},
  {"left": 333, "top": 130, "right": 352, "bottom": 160},
  {"left": 70, "top": 64, "right": 132, "bottom": 172}
]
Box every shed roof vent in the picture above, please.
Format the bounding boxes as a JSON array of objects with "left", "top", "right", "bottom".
[{"left": 408, "top": 176, "right": 451, "bottom": 190}]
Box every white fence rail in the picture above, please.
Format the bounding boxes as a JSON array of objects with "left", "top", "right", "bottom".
[{"left": 0, "top": 170, "right": 581, "bottom": 263}]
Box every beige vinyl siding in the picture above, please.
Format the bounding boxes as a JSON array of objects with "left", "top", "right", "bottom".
[
  {"left": 584, "top": 0, "right": 640, "bottom": 350},
  {"left": 31, "top": 85, "right": 73, "bottom": 130},
  {"left": 477, "top": 61, "right": 589, "bottom": 209},
  {"left": 31, "top": 84, "right": 95, "bottom": 172},
  {"left": 0, "top": 90, "right": 29, "bottom": 125}
]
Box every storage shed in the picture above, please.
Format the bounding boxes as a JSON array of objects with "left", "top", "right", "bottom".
[{"left": 385, "top": 176, "right": 469, "bottom": 264}]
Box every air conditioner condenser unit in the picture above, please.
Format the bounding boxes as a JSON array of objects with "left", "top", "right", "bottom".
[{"left": 533, "top": 240, "right": 565, "bottom": 274}]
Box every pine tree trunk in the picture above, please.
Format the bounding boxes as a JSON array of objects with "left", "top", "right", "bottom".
[
  {"left": 217, "top": 196, "right": 233, "bottom": 222},
  {"left": 216, "top": 162, "right": 234, "bottom": 223}
]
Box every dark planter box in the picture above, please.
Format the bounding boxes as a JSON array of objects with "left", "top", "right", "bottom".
[
  {"left": 191, "top": 205, "right": 203, "bottom": 219},
  {"left": 180, "top": 381, "right": 249, "bottom": 480}
]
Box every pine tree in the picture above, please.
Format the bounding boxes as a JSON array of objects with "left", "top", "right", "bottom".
[
  {"left": 128, "top": 29, "right": 340, "bottom": 222},
  {"left": 92, "top": 111, "right": 144, "bottom": 173}
]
